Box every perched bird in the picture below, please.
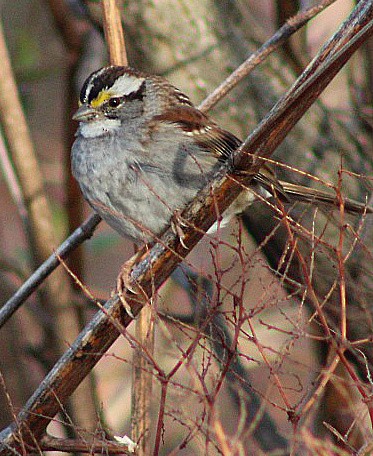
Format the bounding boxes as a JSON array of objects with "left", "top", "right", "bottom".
[{"left": 72, "top": 65, "right": 370, "bottom": 245}]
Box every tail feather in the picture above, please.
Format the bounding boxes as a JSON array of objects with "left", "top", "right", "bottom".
[
  {"left": 247, "top": 167, "right": 371, "bottom": 215},
  {"left": 279, "top": 181, "right": 372, "bottom": 215}
]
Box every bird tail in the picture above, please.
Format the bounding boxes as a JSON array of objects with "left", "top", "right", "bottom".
[{"left": 279, "top": 181, "right": 372, "bottom": 215}]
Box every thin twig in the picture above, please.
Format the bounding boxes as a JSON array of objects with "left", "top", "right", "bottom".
[
  {"left": 101, "top": 2, "right": 154, "bottom": 454},
  {"left": 132, "top": 304, "right": 154, "bottom": 456},
  {"left": 0, "top": 214, "right": 101, "bottom": 329},
  {"left": 0, "top": 21, "right": 71, "bottom": 307},
  {"left": 199, "top": 0, "right": 337, "bottom": 112},
  {"left": 0, "top": 132, "right": 30, "bottom": 238},
  {"left": 101, "top": 0, "right": 127, "bottom": 66},
  {"left": 173, "top": 266, "right": 288, "bottom": 452},
  {"left": 40, "top": 434, "right": 135, "bottom": 455},
  {"left": 47, "top": 0, "right": 92, "bottom": 278},
  {"left": 0, "top": 15, "right": 78, "bottom": 374},
  {"left": 0, "top": 2, "right": 372, "bottom": 453}
]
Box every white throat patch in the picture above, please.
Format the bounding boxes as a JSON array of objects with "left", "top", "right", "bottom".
[{"left": 78, "top": 118, "right": 121, "bottom": 138}]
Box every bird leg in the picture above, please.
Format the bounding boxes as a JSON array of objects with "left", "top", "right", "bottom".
[
  {"left": 171, "top": 210, "right": 189, "bottom": 249},
  {"left": 116, "top": 250, "right": 146, "bottom": 319}
]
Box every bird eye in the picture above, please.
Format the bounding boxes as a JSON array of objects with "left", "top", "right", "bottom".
[{"left": 108, "top": 97, "right": 121, "bottom": 108}]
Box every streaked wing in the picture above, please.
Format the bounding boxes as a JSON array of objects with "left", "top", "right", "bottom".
[{"left": 154, "top": 106, "right": 241, "bottom": 161}]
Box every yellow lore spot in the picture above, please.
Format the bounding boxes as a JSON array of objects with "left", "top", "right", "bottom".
[{"left": 90, "top": 91, "right": 112, "bottom": 108}]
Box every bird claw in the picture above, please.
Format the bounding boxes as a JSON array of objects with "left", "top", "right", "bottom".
[
  {"left": 116, "top": 255, "right": 142, "bottom": 319},
  {"left": 117, "top": 287, "right": 136, "bottom": 319},
  {"left": 171, "top": 211, "right": 189, "bottom": 249}
]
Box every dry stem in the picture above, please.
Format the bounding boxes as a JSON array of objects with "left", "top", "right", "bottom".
[{"left": 100, "top": 1, "right": 154, "bottom": 453}]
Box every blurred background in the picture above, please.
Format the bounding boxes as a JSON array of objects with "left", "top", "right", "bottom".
[{"left": 0, "top": 1, "right": 372, "bottom": 454}]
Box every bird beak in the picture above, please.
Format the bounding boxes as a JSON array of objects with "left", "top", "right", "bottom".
[{"left": 73, "top": 104, "right": 99, "bottom": 122}]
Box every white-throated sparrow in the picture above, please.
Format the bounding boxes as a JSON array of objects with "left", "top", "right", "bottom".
[{"left": 72, "top": 65, "right": 370, "bottom": 244}]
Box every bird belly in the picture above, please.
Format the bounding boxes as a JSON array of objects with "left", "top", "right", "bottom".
[{"left": 71, "top": 135, "right": 214, "bottom": 243}]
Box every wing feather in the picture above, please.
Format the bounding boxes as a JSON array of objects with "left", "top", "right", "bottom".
[{"left": 153, "top": 106, "right": 241, "bottom": 161}]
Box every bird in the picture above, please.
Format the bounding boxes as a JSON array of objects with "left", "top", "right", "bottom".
[{"left": 71, "top": 65, "right": 371, "bottom": 247}]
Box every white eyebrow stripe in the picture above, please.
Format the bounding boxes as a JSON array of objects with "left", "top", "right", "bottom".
[{"left": 110, "top": 75, "right": 145, "bottom": 96}]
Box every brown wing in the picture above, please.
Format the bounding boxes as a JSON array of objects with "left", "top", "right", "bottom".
[
  {"left": 154, "top": 106, "right": 291, "bottom": 199},
  {"left": 152, "top": 106, "right": 372, "bottom": 214},
  {"left": 153, "top": 106, "right": 241, "bottom": 161}
]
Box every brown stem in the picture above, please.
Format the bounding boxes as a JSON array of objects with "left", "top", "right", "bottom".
[
  {"left": 101, "top": 0, "right": 128, "bottom": 66},
  {"left": 0, "top": 19, "right": 74, "bottom": 366},
  {"left": 153, "top": 379, "right": 168, "bottom": 456},
  {"left": 100, "top": 2, "right": 155, "bottom": 454},
  {"left": 199, "top": 0, "right": 337, "bottom": 112},
  {"left": 40, "top": 434, "right": 135, "bottom": 454},
  {"left": 0, "top": 2, "right": 372, "bottom": 453}
]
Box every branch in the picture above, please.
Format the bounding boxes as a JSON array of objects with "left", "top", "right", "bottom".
[
  {"left": 102, "top": 0, "right": 127, "bottom": 65},
  {"left": 0, "top": 1, "right": 372, "bottom": 453},
  {"left": 40, "top": 434, "right": 136, "bottom": 455},
  {"left": 0, "top": 214, "right": 101, "bottom": 328},
  {"left": 0, "top": 0, "right": 341, "bottom": 319},
  {"left": 200, "top": 0, "right": 337, "bottom": 111}
]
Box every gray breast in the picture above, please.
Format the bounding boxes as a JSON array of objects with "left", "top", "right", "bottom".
[{"left": 71, "top": 126, "right": 221, "bottom": 243}]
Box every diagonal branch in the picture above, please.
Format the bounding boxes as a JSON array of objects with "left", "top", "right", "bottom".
[
  {"left": 0, "top": 214, "right": 101, "bottom": 328},
  {"left": 0, "top": 1, "right": 372, "bottom": 453},
  {"left": 0, "top": 0, "right": 340, "bottom": 326}
]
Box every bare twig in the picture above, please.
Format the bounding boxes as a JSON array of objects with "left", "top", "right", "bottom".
[
  {"left": 0, "top": 132, "right": 30, "bottom": 239},
  {"left": 131, "top": 307, "right": 154, "bottom": 455},
  {"left": 0, "top": 214, "right": 101, "bottom": 329},
  {"left": 40, "top": 434, "right": 136, "bottom": 455},
  {"left": 199, "top": 0, "right": 337, "bottom": 112},
  {"left": 0, "top": 21, "right": 55, "bottom": 266},
  {"left": 173, "top": 266, "right": 288, "bottom": 453},
  {"left": 0, "top": 17, "right": 83, "bottom": 381},
  {"left": 0, "top": 2, "right": 371, "bottom": 454},
  {"left": 47, "top": 0, "right": 92, "bottom": 278},
  {"left": 101, "top": 2, "right": 154, "bottom": 453},
  {"left": 101, "top": 0, "right": 127, "bottom": 66},
  {"left": 0, "top": 22, "right": 71, "bottom": 308},
  {"left": 275, "top": 0, "right": 305, "bottom": 74}
]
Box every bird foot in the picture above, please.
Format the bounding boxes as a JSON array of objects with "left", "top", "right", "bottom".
[
  {"left": 171, "top": 211, "right": 189, "bottom": 249},
  {"left": 116, "top": 253, "right": 143, "bottom": 319}
]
